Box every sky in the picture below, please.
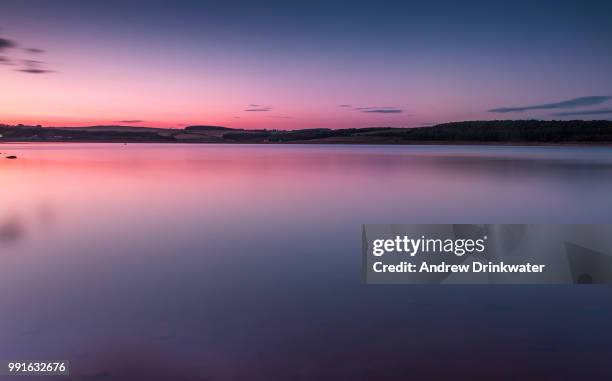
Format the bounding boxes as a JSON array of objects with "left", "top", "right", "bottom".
[{"left": 1, "top": 0, "right": 612, "bottom": 129}]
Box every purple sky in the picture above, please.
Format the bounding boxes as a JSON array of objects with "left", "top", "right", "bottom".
[{"left": 1, "top": 0, "right": 611, "bottom": 129}]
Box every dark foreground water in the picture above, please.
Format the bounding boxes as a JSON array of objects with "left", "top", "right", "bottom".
[{"left": 1, "top": 143, "right": 612, "bottom": 380}]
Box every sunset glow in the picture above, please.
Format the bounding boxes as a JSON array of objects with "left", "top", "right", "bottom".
[{"left": 1, "top": 1, "right": 612, "bottom": 129}]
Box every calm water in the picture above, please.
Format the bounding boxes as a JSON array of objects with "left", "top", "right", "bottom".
[{"left": 1, "top": 143, "right": 612, "bottom": 380}]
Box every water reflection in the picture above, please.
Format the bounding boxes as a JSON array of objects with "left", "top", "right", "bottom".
[
  {"left": 1, "top": 143, "right": 612, "bottom": 380},
  {"left": 0, "top": 215, "right": 24, "bottom": 244}
]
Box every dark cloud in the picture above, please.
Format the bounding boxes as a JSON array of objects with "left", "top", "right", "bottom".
[
  {"left": 244, "top": 104, "right": 272, "bottom": 112},
  {"left": 24, "top": 47, "right": 45, "bottom": 54},
  {"left": 0, "top": 37, "right": 17, "bottom": 51},
  {"left": 551, "top": 108, "right": 612, "bottom": 117},
  {"left": 489, "top": 96, "right": 612, "bottom": 113},
  {"left": 17, "top": 59, "right": 53, "bottom": 74},
  {"left": 115, "top": 120, "right": 144, "bottom": 123},
  {"left": 18, "top": 68, "right": 53, "bottom": 74},
  {"left": 362, "top": 109, "right": 403, "bottom": 114},
  {"left": 357, "top": 107, "right": 403, "bottom": 114},
  {"left": 1, "top": 35, "right": 52, "bottom": 73},
  {"left": 341, "top": 105, "right": 404, "bottom": 113}
]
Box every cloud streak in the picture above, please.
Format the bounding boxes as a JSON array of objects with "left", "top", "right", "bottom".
[
  {"left": 0, "top": 56, "right": 13, "bottom": 65},
  {"left": 551, "top": 108, "right": 612, "bottom": 117},
  {"left": 489, "top": 96, "right": 611, "bottom": 113},
  {"left": 17, "top": 59, "right": 53, "bottom": 74},
  {"left": 1, "top": 33, "right": 53, "bottom": 74},
  {"left": 244, "top": 104, "right": 272, "bottom": 112},
  {"left": 115, "top": 119, "right": 145, "bottom": 123},
  {"left": 356, "top": 107, "right": 403, "bottom": 114},
  {"left": 18, "top": 68, "right": 53, "bottom": 74},
  {"left": 24, "top": 48, "right": 44, "bottom": 54}
]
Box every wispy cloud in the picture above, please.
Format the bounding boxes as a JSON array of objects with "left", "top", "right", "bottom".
[
  {"left": 356, "top": 107, "right": 404, "bottom": 114},
  {"left": 551, "top": 108, "right": 612, "bottom": 117},
  {"left": 24, "top": 47, "right": 44, "bottom": 54},
  {"left": 267, "top": 115, "right": 292, "bottom": 119},
  {"left": 489, "top": 96, "right": 611, "bottom": 113},
  {"left": 115, "top": 119, "right": 144, "bottom": 123},
  {"left": 17, "top": 59, "right": 53, "bottom": 74},
  {"left": 0, "top": 56, "right": 13, "bottom": 65},
  {"left": 244, "top": 104, "right": 272, "bottom": 112},
  {"left": 1, "top": 33, "right": 53, "bottom": 74},
  {"left": 18, "top": 68, "right": 53, "bottom": 74},
  {"left": 339, "top": 104, "right": 404, "bottom": 113}
]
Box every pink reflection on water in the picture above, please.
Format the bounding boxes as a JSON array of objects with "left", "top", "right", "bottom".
[{"left": 1, "top": 143, "right": 612, "bottom": 379}]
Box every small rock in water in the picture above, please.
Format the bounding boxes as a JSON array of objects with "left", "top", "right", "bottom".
[{"left": 6, "top": 155, "right": 17, "bottom": 159}]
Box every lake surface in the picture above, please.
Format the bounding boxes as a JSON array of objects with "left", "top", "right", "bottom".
[{"left": 1, "top": 143, "right": 612, "bottom": 380}]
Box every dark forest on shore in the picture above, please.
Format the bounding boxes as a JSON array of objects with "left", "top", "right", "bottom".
[{"left": 2, "top": 120, "right": 612, "bottom": 144}]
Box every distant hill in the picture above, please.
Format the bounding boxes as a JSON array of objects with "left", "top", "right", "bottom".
[
  {"left": 66, "top": 125, "right": 171, "bottom": 132},
  {"left": 185, "top": 125, "right": 237, "bottom": 131},
  {"left": 393, "top": 120, "right": 612, "bottom": 143},
  {"left": 1, "top": 120, "right": 612, "bottom": 144}
]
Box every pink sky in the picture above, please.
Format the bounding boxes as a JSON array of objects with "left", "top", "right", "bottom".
[{"left": 1, "top": 1, "right": 611, "bottom": 129}]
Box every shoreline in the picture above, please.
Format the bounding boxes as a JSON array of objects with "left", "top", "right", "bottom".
[
  {"left": 3, "top": 121, "right": 612, "bottom": 146},
  {"left": 2, "top": 139, "right": 612, "bottom": 147}
]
